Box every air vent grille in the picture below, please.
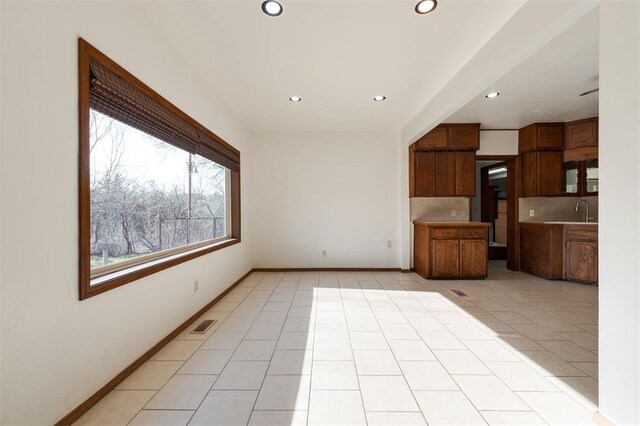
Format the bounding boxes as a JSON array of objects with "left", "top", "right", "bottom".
[
  {"left": 190, "top": 319, "right": 217, "bottom": 334},
  {"left": 451, "top": 289, "right": 468, "bottom": 297}
]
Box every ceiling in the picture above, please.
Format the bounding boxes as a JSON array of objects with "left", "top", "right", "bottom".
[
  {"left": 444, "top": 7, "right": 599, "bottom": 129},
  {"left": 137, "top": 0, "right": 525, "bottom": 132}
]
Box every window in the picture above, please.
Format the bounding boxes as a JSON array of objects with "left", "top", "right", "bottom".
[{"left": 79, "top": 39, "right": 241, "bottom": 299}]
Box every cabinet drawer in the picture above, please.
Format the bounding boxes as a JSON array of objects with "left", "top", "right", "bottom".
[
  {"left": 460, "top": 228, "right": 485, "bottom": 239},
  {"left": 566, "top": 228, "right": 597, "bottom": 241},
  {"left": 432, "top": 228, "right": 459, "bottom": 239}
]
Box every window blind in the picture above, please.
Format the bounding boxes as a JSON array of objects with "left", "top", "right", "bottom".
[{"left": 88, "top": 59, "right": 240, "bottom": 171}]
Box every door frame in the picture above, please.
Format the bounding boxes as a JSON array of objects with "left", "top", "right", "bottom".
[
  {"left": 477, "top": 155, "right": 520, "bottom": 270},
  {"left": 480, "top": 160, "right": 508, "bottom": 225}
]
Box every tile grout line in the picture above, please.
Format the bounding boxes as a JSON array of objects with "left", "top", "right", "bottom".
[
  {"left": 339, "top": 274, "right": 370, "bottom": 426},
  {"left": 247, "top": 272, "right": 309, "bottom": 424},
  {"left": 381, "top": 273, "right": 539, "bottom": 423},
  {"left": 88, "top": 267, "right": 597, "bottom": 426},
  {"left": 135, "top": 276, "right": 265, "bottom": 426},
  {"left": 360, "top": 272, "right": 428, "bottom": 425}
]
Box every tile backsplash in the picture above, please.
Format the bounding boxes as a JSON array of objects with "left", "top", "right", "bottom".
[
  {"left": 519, "top": 196, "right": 598, "bottom": 223},
  {"left": 410, "top": 197, "right": 471, "bottom": 222}
]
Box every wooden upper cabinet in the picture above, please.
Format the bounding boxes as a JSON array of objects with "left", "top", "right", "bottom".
[
  {"left": 537, "top": 151, "right": 563, "bottom": 195},
  {"left": 566, "top": 117, "right": 598, "bottom": 149},
  {"left": 415, "top": 151, "right": 436, "bottom": 197},
  {"left": 519, "top": 123, "right": 565, "bottom": 153},
  {"left": 447, "top": 124, "right": 480, "bottom": 150},
  {"left": 411, "top": 123, "right": 478, "bottom": 198},
  {"left": 435, "top": 152, "right": 456, "bottom": 196},
  {"left": 416, "top": 124, "right": 480, "bottom": 151},
  {"left": 520, "top": 152, "right": 537, "bottom": 197},
  {"left": 417, "top": 126, "right": 447, "bottom": 150},
  {"left": 519, "top": 122, "right": 564, "bottom": 197},
  {"left": 454, "top": 152, "right": 475, "bottom": 196},
  {"left": 520, "top": 151, "right": 563, "bottom": 197},
  {"left": 412, "top": 151, "right": 476, "bottom": 197}
]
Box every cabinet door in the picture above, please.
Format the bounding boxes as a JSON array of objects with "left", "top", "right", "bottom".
[
  {"left": 415, "top": 152, "right": 436, "bottom": 196},
  {"left": 584, "top": 158, "right": 599, "bottom": 195},
  {"left": 518, "top": 124, "right": 536, "bottom": 153},
  {"left": 536, "top": 124, "right": 564, "bottom": 150},
  {"left": 565, "top": 241, "right": 598, "bottom": 283},
  {"left": 432, "top": 239, "right": 460, "bottom": 278},
  {"left": 455, "top": 151, "right": 475, "bottom": 196},
  {"left": 537, "top": 151, "right": 563, "bottom": 195},
  {"left": 566, "top": 118, "right": 597, "bottom": 149},
  {"left": 417, "top": 127, "right": 447, "bottom": 150},
  {"left": 435, "top": 152, "right": 456, "bottom": 196},
  {"left": 460, "top": 239, "right": 487, "bottom": 277},
  {"left": 520, "top": 152, "right": 537, "bottom": 197},
  {"left": 447, "top": 125, "right": 479, "bottom": 150}
]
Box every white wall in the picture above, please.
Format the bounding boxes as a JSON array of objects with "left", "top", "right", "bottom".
[
  {"left": 0, "top": 2, "right": 4, "bottom": 422},
  {"left": 0, "top": 2, "right": 252, "bottom": 424},
  {"left": 477, "top": 130, "right": 518, "bottom": 156},
  {"left": 250, "top": 132, "right": 400, "bottom": 268},
  {"left": 598, "top": 1, "right": 640, "bottom": 424}
]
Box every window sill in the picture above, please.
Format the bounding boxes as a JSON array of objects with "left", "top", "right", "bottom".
[{"left": 81, "top": 238, "right": 240, "bottom": 300}]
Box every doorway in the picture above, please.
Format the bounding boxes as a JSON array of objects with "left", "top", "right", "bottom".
[
  {"left": 474, "top": 155, "right": 519, "bottom": 270},
  {"left": 481, "top": 162, "right": 508, "bottom": 259}
]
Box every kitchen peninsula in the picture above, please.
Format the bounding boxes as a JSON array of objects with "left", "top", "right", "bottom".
[{"left": 414, "top": 222, "right": 490, "bottom": 279}]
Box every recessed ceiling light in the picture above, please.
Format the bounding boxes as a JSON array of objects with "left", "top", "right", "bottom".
[
  {"left": 415, "top": 0, "right": 437, "bottom": 14},
  {"left": 289, "top": 96, "right": 301, "bottom": 102},
  {"left": 485, "top": 92, "right": 500, "bottom": 99},
  {"left": 374, "top": 95, "right": 386, "bottom": 102},
  {"left": 262, "top": 0, "right": 283, "bottom": 17}
]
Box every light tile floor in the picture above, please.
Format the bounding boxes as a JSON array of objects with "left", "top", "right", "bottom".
[{"left": 75, "top": 262, "right": 598, "bottom": 426}]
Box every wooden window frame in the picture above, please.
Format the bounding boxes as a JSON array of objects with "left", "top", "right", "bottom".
[{"left": 78, "top": 38, "right": 241, "bottom": 300}]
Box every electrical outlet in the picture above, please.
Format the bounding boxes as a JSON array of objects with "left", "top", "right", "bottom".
[
  {"left": 529, "top": 209, "right": 535, "bottom": 217},
  {"left": 322, "top": 249, "right": 327, "bottom": 257},
  {"left": 194, "top": 279, "right": 199, "bottom": 293},
  {"left": 387, "top": 240, "right": 393, "bottom": 248},
  {"left": 461, "top": 210, "right": 468, "bottom": 217},
  {"left": 451, "top": 209, "right": 457, "bottom": 217}
]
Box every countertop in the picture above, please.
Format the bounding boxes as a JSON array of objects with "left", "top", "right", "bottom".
[
  {"left": 520, "top": 221, "right": 598, "bottom": 227},
  {"left": 413, "top": 221, "right": 490, "bottom": 227}
]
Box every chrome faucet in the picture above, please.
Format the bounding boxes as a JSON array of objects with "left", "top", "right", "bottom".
[{"left": 575, "top": 199, "right": 591, "bottom": 222}]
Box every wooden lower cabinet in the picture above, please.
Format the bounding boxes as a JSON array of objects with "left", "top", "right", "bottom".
[
  {"left": 432, "top": 239, "right": 460, "bottom": 278},
  {"left": 520, "top": 222, "right": 598, "bottom": 284},
  {"left": 414, "top": 222, "right": 489, "bottom": 279},
  {"left": 564, "top": 225, "right": 598, "bottom": 284},
  {"left": 519, "top": 223, "right": 564, "bottom": 279},
  {"left": 460, "top": 239, "right": 488, "bottom": 277}
]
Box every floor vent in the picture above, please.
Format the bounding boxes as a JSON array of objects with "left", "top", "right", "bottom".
[
  {"left": 190, "top": 319, "right": 217, "bottom": 334},
  {"left": 451, "top": 289, "right": 468, "bottom": 297}
]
